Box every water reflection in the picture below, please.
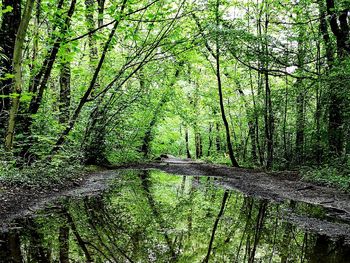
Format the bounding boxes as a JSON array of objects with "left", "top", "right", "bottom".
[{"left": 1, "top": 170, "right": 350, "bottom": 262}]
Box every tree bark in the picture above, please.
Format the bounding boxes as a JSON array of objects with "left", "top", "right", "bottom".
[
  {"left": 26, "top": 0, "right": 75, "bottom": 120},
  {"left": 295, "top": 6, "right": 307, "bottom": 164},
  {"left": 195, "top": 131, "right": 202, "bottom": 158},
  {"left": 192, "top": 9, "right": 240, "bottom": 167},
  {"left": 0, "top": 0, "right": 21, "bottom": 140},
  {"left": 295, "top": 83, "right": 305, "bottom": 163},
  {"left": 214, "top": 1, "right": 239, "bottom": 167},
  {"left": 215, "top": 122, "right": 221, "bottom": 153},
  {"left": 263, "top": 10, "right": 274, "bottom": 169},
  {"left": 97, "top": 0, "right": 105, "bottom": 27},
  {"left": 5, "top": 0, "right": 35, "bottom": 150},
  {"left": 325, "top": 0, "right": 349, "bottom": 156},
  {"left": 281, "top": 70, "right": 289, "bottom": 168},
  {"left": 207, "top": 122, "right": 213, "bottom": 156},
  {"left": 185, "top": 127, "right": 191, "bottom": 158},
  {"left": 264, "top": 70, "right": 274, "bottom": 169},
  {"left": 315, "top": 0, "right": 334, "bottom": 162},
  {"left": 85, "top": 0, "right": 98, "bottom": 64},
  {"left": 59, "top": 57, "right": 71, "bottom": 124},
  {"left": 216, "top": 55, "right": 239, "bottom": 166}
]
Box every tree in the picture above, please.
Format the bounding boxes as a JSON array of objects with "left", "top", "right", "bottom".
[
  {"left": 5, "top": 0, "right": 35, "bottom": 151},
  {"left": 192, "top": 0, "right": 240, "bottom": 167},
  {"left": 0, "top": 0, "right": 21, "bottom": 141}
]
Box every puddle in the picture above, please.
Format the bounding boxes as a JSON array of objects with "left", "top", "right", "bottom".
[{"left": 1, "top": 170, "right": 350, "bottom": 262}]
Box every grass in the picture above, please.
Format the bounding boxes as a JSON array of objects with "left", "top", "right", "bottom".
[
  {"left": 0, "top": 157, "right": 84, "bottom": 188},
  {"left": 301, "top": 157, "right": 350, "bottom": 192}
]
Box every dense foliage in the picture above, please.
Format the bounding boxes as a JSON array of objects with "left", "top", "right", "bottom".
[{"left": 0, "top": 0, "right": 349, "bottom": 182}]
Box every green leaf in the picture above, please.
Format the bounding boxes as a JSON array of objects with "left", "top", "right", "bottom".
[
  {"left": 19, "top": 92, "right": 34, "bottom": 102},
  {"left": 1, "top": 5, "right": 13, "bottom": 14}
]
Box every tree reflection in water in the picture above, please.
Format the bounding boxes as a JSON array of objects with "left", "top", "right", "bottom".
[{"left": 0, "top": 170, "right": 350, "bottom": 262}]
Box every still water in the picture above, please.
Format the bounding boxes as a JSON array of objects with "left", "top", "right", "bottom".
[{"left": 1, "top": 170, "right": 350, "bottom": 262}]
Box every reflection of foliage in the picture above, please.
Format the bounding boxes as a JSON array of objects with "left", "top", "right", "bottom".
[{"left": 2, "top": 170, "right": 350, "bottom": 262}]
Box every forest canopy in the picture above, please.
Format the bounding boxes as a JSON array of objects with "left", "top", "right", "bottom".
[{"left": 0, "top": 0, "right": 349, "bottom": 180}]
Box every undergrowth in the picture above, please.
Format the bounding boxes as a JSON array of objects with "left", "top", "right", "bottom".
[
  {"left": 0, "top": 153, "right": 84, "bottom": 188},
  {"left": 301, "top": 155, "right": 350, "bottom": 192}
]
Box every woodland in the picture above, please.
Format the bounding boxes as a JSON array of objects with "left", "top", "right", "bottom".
[{"left": 0, "top": 0, "right": 349, "bottom": 187}]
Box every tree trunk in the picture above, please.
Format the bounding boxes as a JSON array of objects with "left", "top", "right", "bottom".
[
  {"left": 295, "top": 8, "right": 306, "bottom": 164},
  {"left": 234, "top": 78, "right": 258, "bottom": 164},
  {"left": 5, "top": 0, "right": 35, "bottom": 150},
  {"left": 59, "top": 57, "right": 71, "bottom": 124},
  {"left": 215, "top": 1, "right": 239, "bottom": 167},
  {"left": 215, "top": 122, "right": 221, "bottom": 153},
  {"left": 283, "top": 74, "right": 289, "bottom": 166},
  {"left": 264, "top": 71, "right": 273, "bottom": 169},
  {"left": 85, "top": 0, "right": 98, "bottom": 64},
  {"left": 216, "top": 57, "right": 239, "bottom": 166},
  {"left": 316, "top": 0, "right": 334, "bottom": 162},
  {"left": 185, "top": 127, "right": 191, "bottom": 158},
  {"left": 249, "top": 68, "right": 262, "bottom": 165},
  {"left": 295, "top": 81, "right": 305, "bottom": 163},
  {"left": 0, "top": 0, "right": 21, "bottom": 140},
  {"left": 207, "top": 122, "right": 213, "bottom": 156},
  {"left": 192, "top": 8, "right": 239, "bottom": 167},
  {"left": 97, "top": 0, "right": 105, "bottom": 27},
  {"left": 325, "top": 0, "right": 349, "bottom": 156},
  {"left": 263, "top": 11, "right": 274, "bottom": 169},
  {"left": 195, "top": 131, "right": 202, "bottom": 159}
]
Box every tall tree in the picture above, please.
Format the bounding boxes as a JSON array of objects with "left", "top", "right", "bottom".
[
  {"left": 0, "top": 0, "right": 21, "bottom": 141},
  {"left": 192, "top": 0, "right": 240, "bottom": 167},
  {"left": 295, "top": 5, "right": 306, "bottom": 164},
  {"left": 5, "top": 0, "right": 35, "bottom": 150},
  {"left": 325, "top": 0, "right": 349, "bottom": 156}
]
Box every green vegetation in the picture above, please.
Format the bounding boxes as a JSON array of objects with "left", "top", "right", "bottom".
[
  {"left": 0, "top": 0, "right": 349, "bottom": 186},
  {"left": 302, "top": 156, "right": 350, "bottom": 191}
]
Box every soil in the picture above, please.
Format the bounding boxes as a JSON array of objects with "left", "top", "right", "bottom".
[{"left": 1, "top": 156, "right": 350, "bottom": 240}]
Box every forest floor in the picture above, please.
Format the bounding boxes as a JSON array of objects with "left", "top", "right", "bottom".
[{"left": 1, "top": 156, "right": 350, "bottom": 239}]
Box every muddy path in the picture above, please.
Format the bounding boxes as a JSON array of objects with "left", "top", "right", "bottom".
[{"left": 1, "top": 157, "right": 350, "bottom": 239}]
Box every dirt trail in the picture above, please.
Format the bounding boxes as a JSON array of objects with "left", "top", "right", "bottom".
[{"left": 1, "top": 157, "right": 350, "bottom": 238}]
